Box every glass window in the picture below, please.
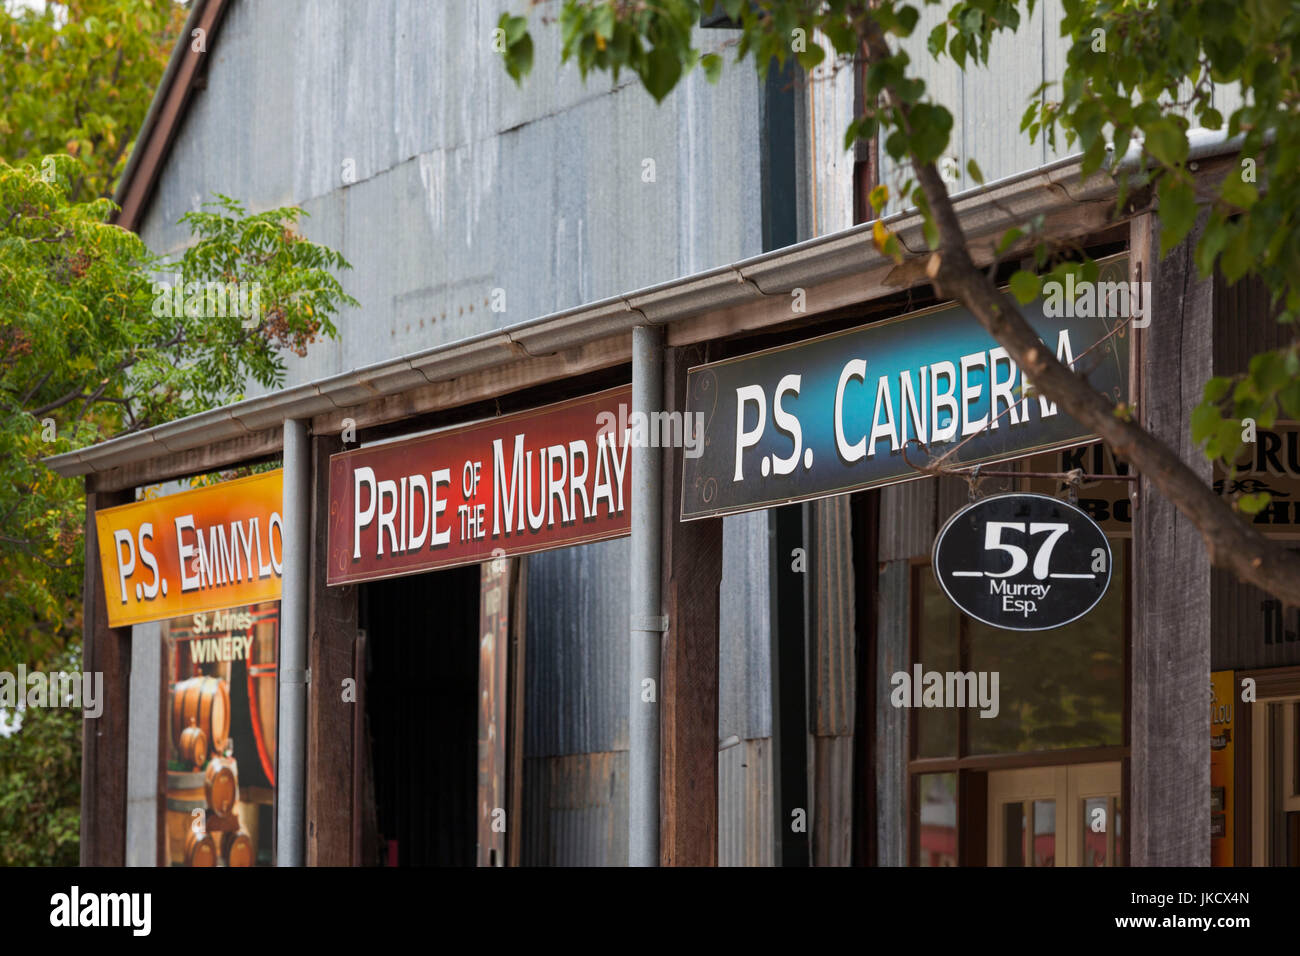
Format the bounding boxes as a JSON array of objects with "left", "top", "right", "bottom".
[
  {"left": 1082, "top": 795, "right": 1123, "bottom": 866},
  {"left": 916, "top": 570, "right": 960, "bottom": 758},
  {"left": 967, "top": 544, "right": 1125, "bottom": 754},
  {"left": 1003, "top": 802, "right": 1025, "bottom": 866},
  {"left": 1032, "top": 800, "right": 1057, "bottom": 867},
  {"left": 914, "top": 773, "right": 958, "bottom": 866},
  {"left": 1001, "top": 799, "right": 1055, "bottom": 866}
]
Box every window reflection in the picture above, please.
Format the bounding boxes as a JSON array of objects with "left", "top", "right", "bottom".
[
  {"left": 1003, "top": 802, "right": 1025, "bottom": 866},
  {"left": 1083, "top": 797, "right": 1110, "bottom": 866},
  {"left": 967, "top": 546, "right": 1125, "bottom": 754},
  {"left": 1033, "top": 800, "right": 1056, "bottom": 867},
  {"left": 916, "top": 774, "right": 957, "bottom": 866},
  {"left": 917, "top": 574, "right": 960, "bottom": 759}
]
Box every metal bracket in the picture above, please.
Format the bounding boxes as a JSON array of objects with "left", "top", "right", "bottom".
[
  {"left": 281, "top": 667, "right": 311, "bottom": 685},
  {"left": 1064, "top": 466, "right": 1084, "bottom": 505},
  {"left": 631, "top": 614, "right": 669, "bottom": 633}
]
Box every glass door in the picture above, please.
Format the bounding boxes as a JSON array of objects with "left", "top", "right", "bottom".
[
  {"left": 987, "top": 762, "right": 1121, "bottom": 866},
  {"left": 1252, "top": 697, "right": 1300, "bottom": 865}
]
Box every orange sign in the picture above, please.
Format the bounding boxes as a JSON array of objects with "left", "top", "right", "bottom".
[
  {"left": 1210, "top": 669, "right": 1235, "bottom": 866},
  {"left": 95, "top": 471, "right": 284, "bottom": 627}
]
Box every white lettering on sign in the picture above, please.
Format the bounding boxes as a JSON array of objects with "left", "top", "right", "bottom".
[
  {"left": 166, "top": 514, "right": 280, "bottom": 595},
  {"left": 487, "top": 431, "right": 628, "bottom": 539},
  {"left": 189, "top": 634, "right": 254, "bottom": 663},
  {"left": 830, "top": 332, "right": 1075, "bottom": 461},
  {"left": 737, "top": 331, "right": 1077, "bottom": 482}
]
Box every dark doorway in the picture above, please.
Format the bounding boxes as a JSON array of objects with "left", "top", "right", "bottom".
[{"left": 361, "top": 564, "right": 479, "bottom": 865}]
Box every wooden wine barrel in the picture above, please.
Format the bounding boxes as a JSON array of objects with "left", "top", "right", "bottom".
[
  {"left": 172, "top": 676, "right": 229, "bottom": 755},
  {"left": 165, "top": 770, "right": 207, "bottom": 866},
  {"left": 179, "top": 722, "right": 207, "bottom": 768},
  {"left": 185, "top": 829, "right": 217, "bottom": 867},
  {"left": 221, "top": 830, "right": 254, "bottom": 867},
  {"left": 205, "top": 755, "right": 239, "bottom": 818}
]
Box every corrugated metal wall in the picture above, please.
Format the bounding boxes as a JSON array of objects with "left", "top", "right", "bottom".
[
  {"left": 717, "top": 738, "right": 773, "bottom": 866},
  {"left": 806, "top": 497, "right": 856, "bottom": 865},
  {"left": 520, "top": 515, "right": 780, "bottom": 867},
  {"left": 880, "top": 1, "right": 1246, "bottom": 213},
  {"left": 520, "top": 539, "right": 629, "bottom": 866},
  {"left": 717, "top": 511, "right": 774, "bottom": 866},
  {"left": 137, "top": 0, "right": 766, "bottom": 392},
  {"left": 521, "top": 751, "right": 629, "bottom": 867},
  {"left": 139, "top": 1, "right": 773, "bottom": 867}
]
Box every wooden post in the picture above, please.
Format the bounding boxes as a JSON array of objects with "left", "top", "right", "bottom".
[
  {"left": 80, "top": 479, "right": 133, "bottom": 866},
  {"left": 476, "top": 559, "right": 512, "bottom": 866},
  {"left": 1129, "top": 211, "right": 1213, "bottom": 865},
  {"left": 305, "top": 431, "right": 359, "bottom": 865},
  {"left": 505, "top": 559, "right": 528, "bottom": 868},
  {"left": 659, "top": 344, "right": 723, "bottom": 866}
]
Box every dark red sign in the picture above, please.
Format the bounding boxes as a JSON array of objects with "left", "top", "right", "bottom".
[{"left": 327, "top": 386, "right": 633, "bottom": 585}]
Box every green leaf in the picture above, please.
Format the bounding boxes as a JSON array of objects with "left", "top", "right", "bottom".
[
  {"left": 1156, "top": 176, "right": 1197, "bottom": 256},
  {"left": 1110, "top": 126, "right": 1131, "bottom": 169},
  {"left": 949, "top": 31, "right": 968, "bottom": 68},
  {"left": 504, "top": 34, "right": 534, "bottom": 84},
  {"left": 928, "top": 22, "right": 948, "bottom": 59},
  {"left": 907, "top": 103, "right": 953, "bottom": 165},
  {"left": 1009, "top": 270, "right": 1042, "bottom": 305},
  {"left": 592, "top": 4, "right": 615, "bottom": 40},
  {"left": 966, "top": 159, "right": 984, "bottom": 185},
  {"left": 923, "top": 219, "right": 939, "bottom": 249},
  {"left": 869, "top": 184, "right": 890, "bottom": 214},
  {"left": 1220, "top": 172, "right": 1258, "bottom": 210},
  {"left": 1191, "top": 401, "right": 1222, "bottom": 445},
  {"left": 642, "top": 44, "right": 683, "bottom": 103},
  {"left": 996, "top": 227, "right": 1024, "bottom": 256},
  {"left": 1196, "top": 215, "right": 1232, "bottom": 277},
  {"left": 797, "top": 42, "right": 826, "bottom": 72},
  {"left": 1203, "top": 376, "right": 1233, "bottom": 404},
  {"left": 1278, "top": 380, "right": 1300, "bottom": 419},
  {"left": 502, "top": 13, "right": 528, "bottom": 48},
  {"left": 1208, "top": 417, "right": 1243, "bottom": 461},
  {"left": 896, "top": 6, "right": 920, "bottom": 37},
  {"left": 844, "top": 115, "right": 878, "bottom": 151},
  {"left": 1238, "top": 491, "right": 1272, "bottom": 515},
  {"left": 1249, "top": 350, "right": 1290, "bottom": 393},
  {"left": 1143, "top": 118, "right": 1189, "bottom": 167},
  {"left": 884, "top": 129, "right": 909, "bottom": 161},
  {"left": 700, "top": 53, "right": 723, "bottom": 84},
  {"left": 1220, "top": 225, "right": 1252, "bottom": 282}
]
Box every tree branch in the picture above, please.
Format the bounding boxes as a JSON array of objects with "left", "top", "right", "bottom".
[{"left": 860, "top": 19, "right": 1300, "bottom": 606}]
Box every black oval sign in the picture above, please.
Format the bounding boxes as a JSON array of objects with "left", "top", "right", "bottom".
[{"left": 932, "top": 492, "right": 1112, "bottom": 632}]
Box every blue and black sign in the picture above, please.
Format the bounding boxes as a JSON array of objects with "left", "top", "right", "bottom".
[
  {"left": 680, "top": 257, "right": 1130, "bottom": 519},
  {"left": 933, "top": 493, "right": 1112, "bottom": 631}
]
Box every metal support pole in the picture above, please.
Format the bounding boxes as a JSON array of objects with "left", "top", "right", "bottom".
[
  {"left": 277, "top": 419, "right": 311, "bottom": 866},
  {"left": 630, "top": 325, "right": 664, "bottom": 866}
]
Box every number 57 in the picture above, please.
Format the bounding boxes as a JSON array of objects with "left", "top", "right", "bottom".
[{"left": 984, "top": 522, "right": 1069, "bottom": 580}]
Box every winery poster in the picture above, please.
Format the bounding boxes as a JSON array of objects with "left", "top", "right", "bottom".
[{"left": 160, "top": 601, "right": 279, "bottom": 867}]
